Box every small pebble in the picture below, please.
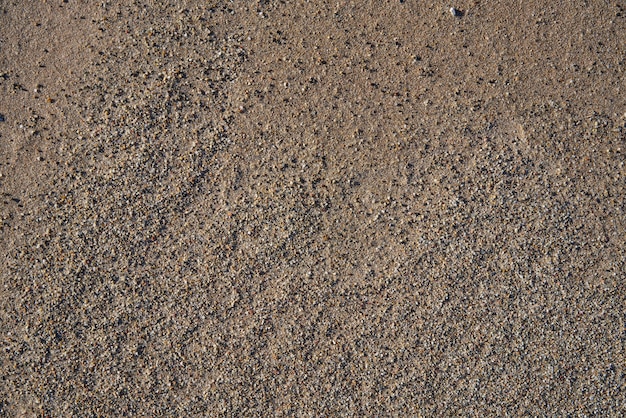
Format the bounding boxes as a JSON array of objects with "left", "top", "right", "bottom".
[{"left": 450, "top": 7, "right": 462, "bottom": 17}]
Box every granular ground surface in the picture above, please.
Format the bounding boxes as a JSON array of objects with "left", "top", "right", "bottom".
[{"left": 1, "top": 0, "right": 625, "bottom": 416}]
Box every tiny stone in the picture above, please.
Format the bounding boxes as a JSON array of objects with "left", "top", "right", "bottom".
[
  {"left": 0, "top": 114, "right": 5, "bottom": 122},
  {"left": 450, "top": 7, "right": 462, "bottom": 17}
]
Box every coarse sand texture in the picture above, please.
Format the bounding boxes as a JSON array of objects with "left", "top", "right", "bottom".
[{"left": 1, "top": 0, "right": 625, "bottom": 416}]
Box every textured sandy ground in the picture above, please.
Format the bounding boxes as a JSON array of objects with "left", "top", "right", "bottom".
[{"left": 1, "top": 0, "right": 625, "bottom": 416}]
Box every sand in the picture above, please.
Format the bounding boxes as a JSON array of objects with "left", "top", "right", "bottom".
[{"left": 1, "top": 0, "right": 625, "bottom": 416}]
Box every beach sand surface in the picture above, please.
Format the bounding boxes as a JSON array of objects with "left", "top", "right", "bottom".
[{"left": 1, "top": 1, "right": 625, "bottom": 415}]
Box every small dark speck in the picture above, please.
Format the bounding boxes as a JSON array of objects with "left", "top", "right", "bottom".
[
  {"left": 450, "top": 7, "right": 464, "bottom": 17},
  {"left": 0, "top": 114, "right": 5, "bottom": 122}
]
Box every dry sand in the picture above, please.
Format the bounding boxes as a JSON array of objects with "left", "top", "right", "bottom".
[{"left": 1, "top": 0, "right": 625, "bottom": 416}]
